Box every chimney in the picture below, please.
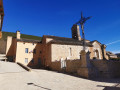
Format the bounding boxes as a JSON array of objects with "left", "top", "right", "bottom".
[
  {"left": 71, "top": 24, "right": 81, "bottom": 40},
  {"left": 16, "top": 31, "right": 21, "bottom": 39}
]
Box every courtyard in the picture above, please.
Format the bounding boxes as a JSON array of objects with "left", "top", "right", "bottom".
[{"left": 0, "top": 67, "right": 120, "bottom": 90}]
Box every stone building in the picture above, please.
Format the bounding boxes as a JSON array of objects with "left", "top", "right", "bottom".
[
  {"left": 106, "top": 51, "right": 117, "bottom": 59},
  {"left": 6, "top": 24, "right": 108, "bottom": 68},
  {"left": 0, "top": 0, "right": 4, "bottom": 39},
  {"left": 6, "top": 31, "right": 42, "bottom": 68}
]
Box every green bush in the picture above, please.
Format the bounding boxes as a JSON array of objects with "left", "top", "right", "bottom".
[
  {"left": 1, "top": 31, "right": 42, "bottom": 41},
  {"left": 110, "top": 58, "right": 120, "bottom": 61}
]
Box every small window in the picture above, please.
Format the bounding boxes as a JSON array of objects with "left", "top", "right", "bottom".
[
  {"left": 25, "top": 48, "right": 29, "bottom": 53},
  {"left": 33, "top": 49, "right": 36, "bottom": 54},
  {"left": 25, "top": 58, "right": 28, "bottom": 63},
  {"left": 69, "top": 48, "right": 72, "bottom": 56}
]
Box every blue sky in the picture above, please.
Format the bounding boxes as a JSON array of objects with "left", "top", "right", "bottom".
[{"left": 2, "top": 0, "right": 120, "bottom": 53}]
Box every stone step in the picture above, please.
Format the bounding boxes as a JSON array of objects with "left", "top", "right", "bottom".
[
  {"left": 0, "top": 54, "right": 7, "bottom": 60},
  {"left": 0, "top": 54, "right": 6, "bottom": 57},
  {"left": 0, "top": 57, "right": 7, "bottom": 60}
]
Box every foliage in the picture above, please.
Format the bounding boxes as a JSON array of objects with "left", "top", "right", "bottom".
[
  {"left": 116, "top": 53, "right": 120, "bottom": 58},
  {"left": 110, "top": 58, "right": 120, "bottom": 61},
  {"left": 1, "top": 31, "right": 42, "bottom": 41}
]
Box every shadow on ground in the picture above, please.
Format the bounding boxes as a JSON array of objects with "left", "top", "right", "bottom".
[
  {"left": 33, "top": 68, "right": 120, "bottom": 84},
  {"left": 27, "top": 83, "right": 51, "bottom": 90},
  {"left": 97, "top": 84, "right": 120, "bottom": 90},
  {"left": 92, "top": 77, "right": 120, "bottom": 83}
]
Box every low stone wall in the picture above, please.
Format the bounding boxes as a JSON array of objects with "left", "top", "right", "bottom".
[
  {"left": 90, "top": 60, "right": 120, "bottom": 78},
  {"left": 50, "top": 61, "right": 61, "bottom": 72},
  {"left": 50, "top": 60, "right": 82, "bottom": 73},
  {"left": 0, "top": 39, "right": 6, "bottom": 54},
  {"left": 66, "top": 60, "right": 82, "bottom": 73},
  {"left": 17, "top": 62, "right": 31, "bottom": 72}
]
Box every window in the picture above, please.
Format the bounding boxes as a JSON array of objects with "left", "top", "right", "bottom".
[
  {"left": 33, "top": 49, "right": 36, "bottom": 54},
  {"left": 69, "top": 48, "right": 72, "bottom": 56},
  {"left": 25, "top": 58, "right": 28, "bottom": 63},
  {"left": 94, "top": 50, "right": 99, "bottom": 59},
  {"left": 25, "top": 48, "right": 29, "bottom": 53}
]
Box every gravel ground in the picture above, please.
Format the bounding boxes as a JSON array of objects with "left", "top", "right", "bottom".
[{"left": 0, "top": 61, "right": 120, "bottom": 90}]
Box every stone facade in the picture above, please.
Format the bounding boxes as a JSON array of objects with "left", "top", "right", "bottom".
[
  {"left": 51, "top": 44, "right": 84, "bottom": 61},
  {"left": 0, "top": 39, "right": 6, "bottom": 54},
  {"left": 6, "top": 32, "right": 43, "bottom": 68},
  {"left": 71, "top": 24, "right": 81, "bottom": 40},
  {"left": 106, "top": 51, "right": 117, "bottom": 59},
  {"left": 5, "top": 23, "right": 108, "bottom": 69},
  {"left": 92, "top": 41, "right": 103, "bottom": 59},
  {"left": 91, "top": 60, "right": 120, "bottom": 78}
]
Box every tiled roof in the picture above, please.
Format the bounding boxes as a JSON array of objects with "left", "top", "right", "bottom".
[
  {"left": 106, "top": 51, "right": 117, "bottom": 56},
  {"left": 44, "top": 35, "right": 93, "bottom": 46},
  {"left": 90, "top": 40, "right": 102, "bottom": 45},
  {"left": 17, "top": 38, "right": 41, "bottom": 43}
]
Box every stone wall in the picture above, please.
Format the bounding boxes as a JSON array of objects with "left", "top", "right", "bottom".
[
  {"left": 51, "top": 44, "right": 90, "bottom": 62},
  {"left": 90, "top": 60, "right": 120, "bottom": 78},
  {"left": 0, "top": 39, "right": 6, "bottom": 54},
  {"left": 66, "top": 60, "right": 82, "bottom": 73},
  {"left": 50, "top": 61, "right": 61, "bottom": 71},
  {"left": 50, "top": 60, "right": 82, "bottom": 73}
]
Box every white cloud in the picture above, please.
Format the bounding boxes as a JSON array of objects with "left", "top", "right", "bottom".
[
  {"left": 111, "top": 50, "right": 120, "bottom": 54},
  {"left": 106, "top": 40, "right": 120, "bottom": 46}
]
